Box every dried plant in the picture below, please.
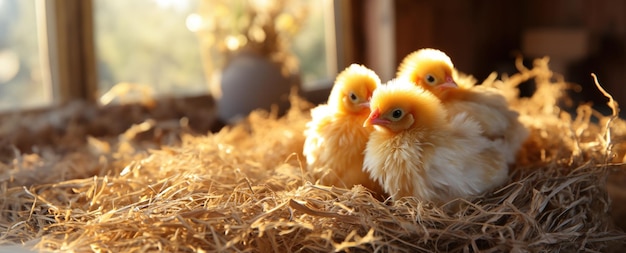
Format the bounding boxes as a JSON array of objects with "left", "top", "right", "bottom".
[
  {"left": 1, "top": 58, "right": 626, "bottom": 252},
  {"left": 193, "top": 0, "right": 307, "bottom": 81}
]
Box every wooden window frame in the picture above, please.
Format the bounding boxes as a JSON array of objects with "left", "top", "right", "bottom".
[
  {"left": 37, "top": 0, "right": 98, "bottom": 104},
  {"left": 25, "top": 0, "right": 361, "bottom": 110}
]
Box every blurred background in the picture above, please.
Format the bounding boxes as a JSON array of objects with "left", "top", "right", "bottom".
[{"left": 0, "top": 0, "right": 624, "bottom": 117}]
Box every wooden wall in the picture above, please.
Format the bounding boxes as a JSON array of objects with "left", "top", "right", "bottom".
[{"left": 392, "top": 0, "right": 626, "bottom": 115}]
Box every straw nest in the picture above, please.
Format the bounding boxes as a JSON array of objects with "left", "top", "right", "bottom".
[{"left": 1, "top": 57, "right": 626, "bottom": 252}]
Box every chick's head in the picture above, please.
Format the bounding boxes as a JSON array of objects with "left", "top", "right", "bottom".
[
  {"left": 328, "top": 64, "right": 381, "bottom": 115},
  {"left": 397, "top": 48, "right": 458, "bottom": 96},
  {"left": 364, "top": 79, "right": 446, "bottom": 133}
]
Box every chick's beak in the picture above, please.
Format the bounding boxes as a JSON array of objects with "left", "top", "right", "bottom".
[
  {"left": 358, "top": 101, "right": 370, "bottom": 109},
  {"left": 438, "top": 75, "right": 458, "bottom": 90},
  {"left": 363, "top": 108, "right": 390, "bottom": 127}
]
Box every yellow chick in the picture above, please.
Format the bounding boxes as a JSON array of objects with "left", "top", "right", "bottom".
[
  {"left": 303, "top": 64, "right": 385, "bottom": 197},
  {"left": 363, "top": 79, "right": 509, "bottom": 203},
  {"left": 397, "top": 48, "right": 528, "bottom": 163}
]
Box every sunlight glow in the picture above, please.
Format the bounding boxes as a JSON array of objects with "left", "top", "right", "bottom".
[
  {"left": 185, "top": 13, "right": 203, "bottom": 32},
  {"left": 0, "top": 49, "right": 19, "bottom": 83},
  {"left": 225, "top": 35, "right": 247, "bottom": 51},
  {"left": 154, "top": 0, "right": 191, "bottom": 11}
]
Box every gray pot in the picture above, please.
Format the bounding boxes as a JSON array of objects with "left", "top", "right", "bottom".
[{"left": 216, "top": 51, "right": 300, "bottom": 124}]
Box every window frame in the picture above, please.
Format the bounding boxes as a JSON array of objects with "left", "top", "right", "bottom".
[
  {"left": 8, "top": 0, "right": 361, "bottom": 113},
  {"left": 37, "top": 0, "right": 98, "bottom": 104}
]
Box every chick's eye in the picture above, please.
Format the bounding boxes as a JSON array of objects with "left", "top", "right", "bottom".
[
  {"left": 391, "top": 109, "right": 403, "bottom": 120},
  {"left": 349, "top": 92, "right": 358, "bottom": 102},
  {"left": 425, "top": 74, "right": 437, "bottom": 85}
]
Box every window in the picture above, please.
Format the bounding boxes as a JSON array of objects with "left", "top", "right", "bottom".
[
  {"left": 94, "top": 0, "right": 332, "bottom": 102},
  {"left": 290, "top": 0, "right": 330, "bottom": 89},
  {"left": 0, "top": 0, "right": 337, "bottom": 111},
  {"left": 94, "top": 0, "right": 207, "bottom": 99},
  {"left": 0, "top": 0, "right": 53, "bottom": 111}
]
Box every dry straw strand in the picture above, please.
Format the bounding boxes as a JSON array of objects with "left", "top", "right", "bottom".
[{"left": 0, "top": 58, "right": 625, "bottom": 252}]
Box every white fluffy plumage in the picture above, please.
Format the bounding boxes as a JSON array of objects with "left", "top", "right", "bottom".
[
  {"left": 363, "top": 79, "right": 509, "bottom": 203},
  {"left": 397, "top": 48, "right": 528, "bottom": 164},
  {"left": 303, "top": 64, "right": 385, "bottom": 197}
]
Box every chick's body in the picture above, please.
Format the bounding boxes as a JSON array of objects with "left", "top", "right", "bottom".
[
  {"left": 303, "top": 64, "right": 384, "bottom": 196},
  {"left": 397, "top": 48, "right": 528, "bottom": 163},
  {"left": 363, "top": 80, "right": 508, "bottom": 203},
  {"left": 442, "top": 87, "right": 528, "bottom": 163}
]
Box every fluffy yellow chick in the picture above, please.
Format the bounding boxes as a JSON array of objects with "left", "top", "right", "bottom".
[
  {"left": 363, "top": 79, "right": 509, "bottom": 203},
  {"left": 303, "top": 64, "right": 385, "bottom": 197},
  {"left": 397, "top": 48, "right": 528, "bottom": 163}
]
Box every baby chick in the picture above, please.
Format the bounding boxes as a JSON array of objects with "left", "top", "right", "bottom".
[
  {"left": 303, "top": 64, "right": 384, "bottom": 196},
  {"left": 363, "top": 79, "right": 509, "bottom": 203},
  {"left": 397, "top": 48, "right": 528, "bottom": 163}
]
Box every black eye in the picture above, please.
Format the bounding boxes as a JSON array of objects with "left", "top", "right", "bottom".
[
  {"left": 391, "top": 109, "right": 403, "bottom": 119},
  {"left": 349, "top": 92, "right": 358, "bottom": 102},
  {"left": 425, "top": 74, "right": 436, "bottom": 85}
]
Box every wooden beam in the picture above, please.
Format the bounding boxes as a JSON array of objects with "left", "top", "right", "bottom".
[
  {"left": 332, "top": 0, "right": 357, "bottom": 72},
  {"left": 44, "top": 0, "right": 97, "bottom": 104}
]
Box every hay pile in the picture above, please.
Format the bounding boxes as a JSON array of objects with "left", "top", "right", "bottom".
[{"left": 1, "top": 57, "right": 626, "bottom": 252}]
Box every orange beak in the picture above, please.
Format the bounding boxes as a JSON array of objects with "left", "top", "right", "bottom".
[
  {"left": 358, "top": 101, "right": 370, "bottom": 109},
  {"left": 363, "top": 108, "right": 390, "bottom": 127},
  {"left": 438, "top": 75, "right": 458, "bottom": 90}
]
